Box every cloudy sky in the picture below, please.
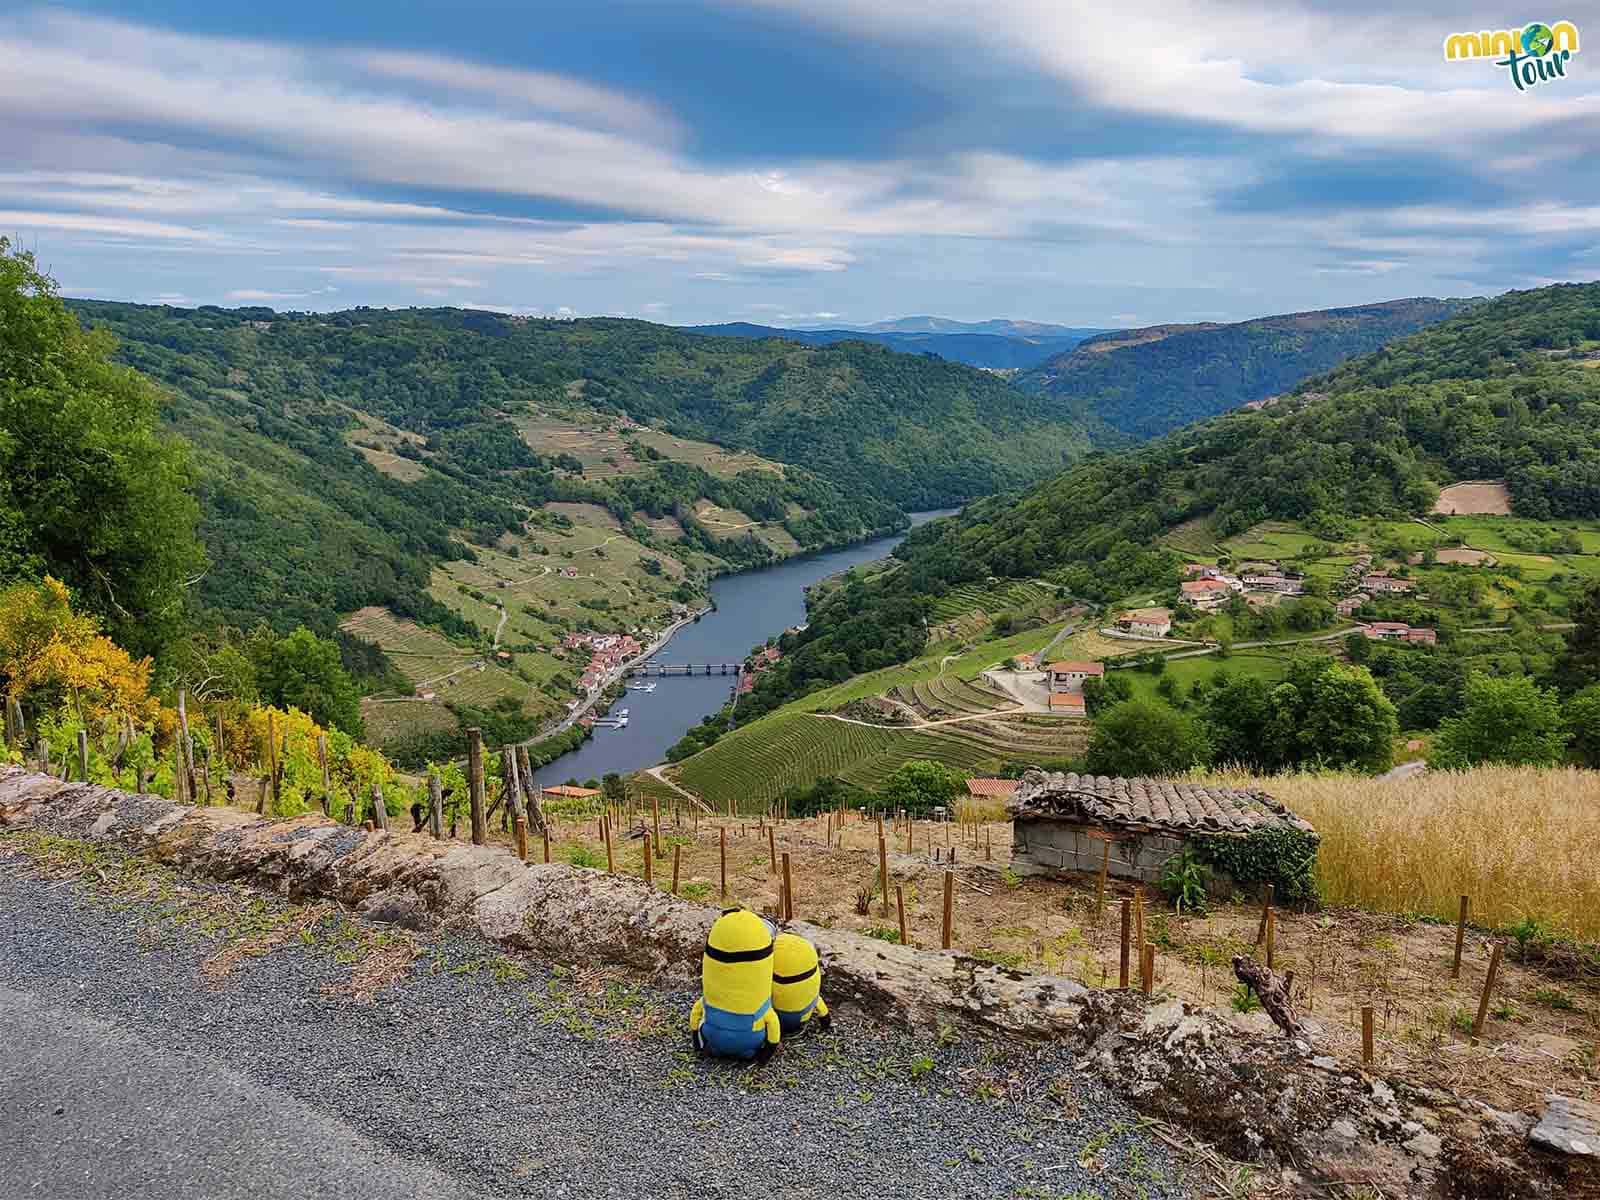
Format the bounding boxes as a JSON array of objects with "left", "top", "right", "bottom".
[{"left": 2, "top": 1, "right": 1596, "bottom": 325}]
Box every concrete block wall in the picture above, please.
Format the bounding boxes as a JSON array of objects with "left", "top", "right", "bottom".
[{"left": 1011, "top": 819, "right": 1187, "bottom": 884}]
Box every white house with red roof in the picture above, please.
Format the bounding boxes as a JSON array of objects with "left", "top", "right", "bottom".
[
  {"left": 1047, "top": 661, "right": 1104, "bottom": 692},
  {"left": 1181, "top": 577, "right": 1232, "bottom": 610}
]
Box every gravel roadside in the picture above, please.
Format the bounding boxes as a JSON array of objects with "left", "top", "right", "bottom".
[{"left": 0, "top": 841, "right": 1195, "bottom": 1200}]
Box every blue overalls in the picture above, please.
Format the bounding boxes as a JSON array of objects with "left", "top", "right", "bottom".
[{"left": 697, "top": 998, "right": 774, "bottom": 1059}]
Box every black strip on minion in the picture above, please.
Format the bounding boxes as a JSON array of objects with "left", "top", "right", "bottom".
[
  {"left": 703, "top": 940, "right": 774, "bottom": 963},
  {"left": 773, "top": 964, "right": 818, "bottom": 985}
]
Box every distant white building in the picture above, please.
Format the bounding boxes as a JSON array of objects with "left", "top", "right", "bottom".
[
  {"left": 1181, "top": 578, "right": 1231, "bottom": 610},
  {"left": 1047, "top": 661, "right": 1105, "bottom": 693},
  {"left": 1115, "top": 607, "right": 1173, "bottom": 638},
  {"left": 1362, "top": 573, "right": 1414, "bottom": 595}
]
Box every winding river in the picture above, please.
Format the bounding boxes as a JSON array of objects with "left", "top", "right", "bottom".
[{"left": 537, "top": 510, "right": 952, "bottom": 785}]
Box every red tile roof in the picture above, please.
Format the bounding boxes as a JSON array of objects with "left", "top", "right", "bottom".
[
  {"left": 965, "top": 778, "right": 1020, "bottom": 798},
  {"left": 1046, "top": 661, "right": 1104, "bottom": 675}
]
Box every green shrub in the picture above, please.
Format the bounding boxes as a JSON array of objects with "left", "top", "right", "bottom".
[{"left": 1191, "top": 825, "right": 1320, "bottom": 906}]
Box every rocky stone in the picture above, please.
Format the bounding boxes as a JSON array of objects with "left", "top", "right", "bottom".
[
  {"left": 1530, "top": 1094, "right": 1599, "bottom": 1157},
  {"left": 1403, "top": 1131, "right": 1442, "bottom": 1159},
  {"left": 1329, "top": 1119, "right": 1359, "bottom": 1142}
]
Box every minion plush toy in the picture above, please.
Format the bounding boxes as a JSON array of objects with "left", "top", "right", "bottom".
[
  {"left": 771, "top": 931, "right": 830, "bottom": 1035},
  {"left": 690, "top": 908, "right": 781, "bottom": 1062}
]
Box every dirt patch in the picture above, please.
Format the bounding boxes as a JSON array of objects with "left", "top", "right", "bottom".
[
  {"left": 545, "top": 501, "right": 623, "bottom": 530},
  {"left": 1435, "top": 481, "right": 1512, "bottom": 516},
  {"left": 1411, "top": 547, "right": 1498, "bottom": 566}
]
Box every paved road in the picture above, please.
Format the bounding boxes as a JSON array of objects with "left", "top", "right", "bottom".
[
  {"left": 0, "top": 853, "right": 1189, "bottom": 1200},
  {"left": 2, "top": 984, "right": 492, "bottom": 1200}
]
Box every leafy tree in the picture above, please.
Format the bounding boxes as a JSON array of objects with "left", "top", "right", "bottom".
[
  {"left": 602, "top": 772, "right": 625, "bottom": 802},
  {"left": 1203, "top": 675, "right": 1276, "bottom": 769},
  {"left": 880, "top": 759, "right": 965, "bottom": 816},
  {"left": 1344, "top": 631, "right": 1371, "bottom": 663},
  {"left": 1081, "top": 672, "right": 1133, "bottom": 716},
  {"left": 254, "top": 627, "right": 364, "bottom": 738},
  {"left": 1552, "top": 579, "right": 1600, "bottom": 695},
  {"left": 1266, "top": 657, "right": 1397, "bottom": 773},
  {"left": 0, "top": 576, "right": 159, "bottom": 726},
  {"left": 1430, "top": 675, "right": 1567, "bottom": 770},
  {"left": 1085, "top": 699, "right": 1210, "bottom": 777},
  {"left": 1563, "top": 684, "right": 1600, "bottom": 768},
  {"left": 1206, "top": 657, "right": 1395, "bottom": 773},
  {"left": 0, "top": 241, "right": 203, "bottom": 657}
]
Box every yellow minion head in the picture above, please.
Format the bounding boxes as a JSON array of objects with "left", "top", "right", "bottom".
[
  {"left": 772, "top": 930, "right": 828, "bottom": 1033},
  {"left": 701, "top": 907, "right": 775, "bottom": 1015}
]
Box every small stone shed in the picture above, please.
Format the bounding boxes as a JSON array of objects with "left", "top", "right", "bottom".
[{"left": 1006, "top": 770, "right": 1317, "bottom": 885}]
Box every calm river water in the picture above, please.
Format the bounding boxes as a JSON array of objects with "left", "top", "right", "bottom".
[{"left": 537, "top": 510, "right": 952, "bottom": 785}]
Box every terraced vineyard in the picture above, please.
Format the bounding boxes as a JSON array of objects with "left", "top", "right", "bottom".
[
  {"left": 892, "top": 672, "right": 1016, "bottom": 719},
  {"left": 340, "top": 606, "right": 520, "bottom": 708},
  {"left": 672, "top": 707, "right": 1086, "bottom": 812},
  {"left": 928, "top": 579, "right": 1055, "bottom": 621}
]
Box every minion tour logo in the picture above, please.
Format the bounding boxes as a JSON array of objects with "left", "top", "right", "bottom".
[{"left": 1443, "top": 21, "right": 1580, "bottom": 91}]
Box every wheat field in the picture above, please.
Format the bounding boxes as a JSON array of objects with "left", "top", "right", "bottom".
[{"left": 1206, "top": 766, "right": 1600, "bottom": 941}]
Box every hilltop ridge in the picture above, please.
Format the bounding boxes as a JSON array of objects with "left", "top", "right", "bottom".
[{"left": 1016, "top": 296, "right": 1470, "bottom": 440}]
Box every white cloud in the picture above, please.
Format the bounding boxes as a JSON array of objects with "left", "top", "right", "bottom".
[
  {"left": 735, "top": 0, "right": 1599, "bottom": 152},
  {"left": 352, "top": 51, "right": 683, "bottom": 143}
]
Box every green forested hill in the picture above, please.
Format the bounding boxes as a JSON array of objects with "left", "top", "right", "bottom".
[
  {"left": 1015, "top": 297, "right": 1468, "bottom": 440},
  {"left": 79, "top": 304, "right": 1090, "bottom": 511},
  {"left": 69, "top": 301, "right": 1093, "bottom": 634},
  {"left": 735, "top": 282, "right": 1600, "bottom": 716}
]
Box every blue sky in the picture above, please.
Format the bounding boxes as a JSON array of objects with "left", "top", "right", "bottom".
[{"left": 1, "top": 2, "right": 1596, "bottom": 325}]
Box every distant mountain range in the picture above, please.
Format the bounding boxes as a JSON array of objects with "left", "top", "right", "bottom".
[
  {"left": 1015, "top": 298, "right": 1472, "bottom": 441},
  {"left": 681, "top": 320, "right": 1109, "bottom": 370},
  {"left": 800, "top": 316, "right": 1104, "bottom": 338}
]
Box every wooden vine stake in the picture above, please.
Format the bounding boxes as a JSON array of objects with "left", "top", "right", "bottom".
[
  {"left": 1265, "top": 907, "right": 1277, "bottom": 970},
  {"left": 264, "top": 709, "right": 279, "bottom": 814},
  {"left": 1141, "top": 943, "right": 1155, "bottom": 996},
  {"left": 941, "top": 870, "right": 954, "bottom": 950},
  {"left": 370, "top": 783, "right": 388, "bottom": 831},
  {"left": 1471, "top": 943, "right": 1504, "bottom": 1043},
  {"left": 719, "top": 826, "right": 728, "bottom": 899},
  {"left": 643, "top": 833, "right": 653, "bottom": 888},
  {"left": 604, "top": 815, "right": 615, "bottom": 874},
  {"left": 1095, "top": 838, "right": 1110, "bottom": 918},
  {"left": 516, "top": 745, "right": 546, "bottom": 838},
  {"left": 768, "top": 825, "right": 777, "bottom": 873},
  {"left": 428, "top": 774, "right": 444, "bottom": 839},
  {"left": 316, "top": 736, "right": 331, "bottom": 815},
  {"left": 671, "top": 844, "right": 681, "bottom": 895},
  {"left": 3, "top": 694, "right": 20, "bottom": 750},
  {"left": 1119, "top": 897, "right": 1132, "bottom": 989},
  {"left": 176, "top": 690, "right": 196, "bottom": 800},
  {"left": 514, "top": 815, "right": 528, "bottom": 862},
  {"left": 1361, "top": 1005, "right": 1375, "bottom": 1064},
  {"left": 877, "top": 834, "right": 890, "bottom": 917},
  {"left": 895, "top": 884, "right": 909, "bottom": 947},
  {"left": 543, "top": 823, "right": 551, "bottom": 864},
  {"left": 466, "top": 728, "right": 486, "bottom": 846},
  {"left": 1255, "top": 883, "right": 1275, "bottom": 945},
  {"left": 781, "top": 851, "right": 793, "bottom": 921},
  {"left": 76, "top": 729, "right": 89, "bottom": 784},
  {"left": 1452, "top": 895, "right": 1469, "bottom": 979}
]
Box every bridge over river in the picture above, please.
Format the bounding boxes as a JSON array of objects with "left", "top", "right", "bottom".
[{"left": 625, "top": 661, "right": 744, "bottom": 677}]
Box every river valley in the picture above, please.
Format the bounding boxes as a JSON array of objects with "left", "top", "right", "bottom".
[{"left": 536, "top": 511, "right": 952, "bottom": 785}]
